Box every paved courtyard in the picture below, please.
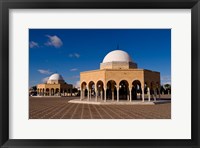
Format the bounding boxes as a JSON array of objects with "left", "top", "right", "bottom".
[{"left": 29, "top": 97, "right": 171, "bottom": 119}]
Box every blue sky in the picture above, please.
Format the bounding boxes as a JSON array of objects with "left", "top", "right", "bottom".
[{"left": 29, "top": 29, "right": 171, "bottom": 87}]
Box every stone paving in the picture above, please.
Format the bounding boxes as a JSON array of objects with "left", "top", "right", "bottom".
[{"left": 29, "top": 97, "right": 171, "bottom": 119}]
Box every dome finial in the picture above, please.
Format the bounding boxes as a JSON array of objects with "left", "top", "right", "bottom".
[{"left": 117, "top": 44, "right": 119, "bottom": 49}]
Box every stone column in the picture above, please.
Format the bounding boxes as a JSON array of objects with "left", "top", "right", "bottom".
[
  {"left": 95, "top": 89, "right": 98, "bottom": 102},
  {"left": 129, "top": 88, "right": 132, "bottom": 102},
  {"left": 89, "top": 89, "right": 92, "bottom": 100},
  {"left": 83, "top": 89, "right": 85, "bottom": 99},
  {"left": 104, "top": 88, "right": 107, "bottom": 102},
  {"left": 142, "top": 88, "right": 144, "bottom": 102},
  {"left": 147, "top": 87, "right": 150, "bottom": 101},
  {"left": 100, "top": 90, "right": 103, "bottom": 101},
  {"left": 117, "top": 88, "right": 119, "bottom": 102},
  {"left": 135, "top": 87, "right": 137, "bottom": 100},
  {"left": 112, "top": 89, "right": 114, "bottom": 101},
  {"left": 87, "top": 89, "right": 90, "bottom": 101}
]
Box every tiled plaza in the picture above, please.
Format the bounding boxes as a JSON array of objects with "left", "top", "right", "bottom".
[{"left": 29, "top": 97, "right": 171, "bottom": 119}]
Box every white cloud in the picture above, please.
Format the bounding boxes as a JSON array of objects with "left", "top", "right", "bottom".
[
  {"left": 74, "top": 53, "right": 80, "bottom": 58},
  {"left": 38, "top": 69, "right": 53, "bottom": 75},
  {"left": 69, "top": 54, "right": 73, "bottom": 57},
  {"left": 42, "top": 77, "right": 49, "bottom": 83},
  {"left": 72, "top": 75, "right": 80, "bottom": 79},
  {"left": 68, "top": 53, "right": 80, "bottom": 58},
  {"left": 74, "top": 81, "right": 80, "bottom": 88},
  {"left": 161, "top": 76, "right": 171, "bottom": 85},
  {"left": 45, "top": 35, "right": 63, "bottom": 48},
  {"left": 70, "top": 68, "right": 78, "bottom": 71},
  {"left": 29, "top": 41, "right": 39, "bottom": 48}
]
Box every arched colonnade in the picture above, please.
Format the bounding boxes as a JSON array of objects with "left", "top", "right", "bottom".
[
  {"left": 80, "top": 80, "right": 160, "bottom": 102},
  {"left": 37, "top": 88, "right": 72, "bottom": 96}
]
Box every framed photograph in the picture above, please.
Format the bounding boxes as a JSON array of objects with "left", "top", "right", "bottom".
[{"left": 0, "top": 0, "right": 199, "bottom": 147}]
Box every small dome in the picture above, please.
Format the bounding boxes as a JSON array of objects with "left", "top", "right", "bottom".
[
  {"left": 48, "top": 73, "right": 64, "bottom": 81},
  {"left": 102, "top": 50, "right": 133, "bottom": 63}
]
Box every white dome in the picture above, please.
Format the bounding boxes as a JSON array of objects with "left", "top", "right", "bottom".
[
  {"left": 48, "top": 73, "right": 64, "bottom": 81},
  {"left": 102, "top": 50, "right": 133, "bottom": 63}
]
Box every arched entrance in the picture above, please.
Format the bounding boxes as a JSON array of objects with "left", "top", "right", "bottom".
[
  {"left": 51, "top": 88, "right": 54, "bottom": 96},
  {"left": 132, "top": 80, "right": 142, "bottom": 100},
  {"left": 96, "top": 80, "right": 104, "bottom": 101},
  {"left": 42, "top": 88, "right": 45, "bottom": 96},
  {"left": 149, "top": 81, "right": 158, "bottom": 101},
  {"left": 106, "top": 80, "right": 117, "bottom": 101},
  {"left": 55, "top": 88, "right": 59, "bottom": 96},
  {"left": 156, "top": 82, "right": 160, "bottom": 98},
  {"left": 81, "top": 82, "right": 87, "bottom": 100},
  {"left": 119, "top": 80, "right": 129, "bottom": 100},
  {"left": 46, "top": 88, "right": 49, "bottom": 96},
  {"left": 88, "top": 81, "right": 95, "bottom": 100}
]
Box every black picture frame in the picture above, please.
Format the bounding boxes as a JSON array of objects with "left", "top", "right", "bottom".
[{"left": 0, "top": 0, "right": 199, "bottom": 148}]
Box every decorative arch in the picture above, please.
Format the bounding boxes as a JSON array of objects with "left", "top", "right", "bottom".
[
  {"left": 156, "top": 82, "right": 160, "bottom": 95},
  {"left": 55, "top": 88, "right": 60, "bottom": 96},
  {"left": 106, "top": 80, "right": 117, "bottom": 101},
  {"left": 132, "top": 80, "right": 142, "bottom": 100},
  {"left": 119, "top": 80, "right": 129, "bottom": 100},
  {"left": 96, "top": 80, "right": 104, "bottom": 90},
  {"left": 96, "top": 80, "right": 104, "bottom": 100},
  {"left": 88, "top": 81, "right": 95, "bottom": 89},
  {"left": 150, "top": 81, "right": 155, "bottom": 95},
  {"left": 88, "top": 81, "right": 95, "bottom": 99},
  {"left": 51, "top": 88, "right": 54, "bottom": 96},
  {"left": 39, "top": 88, "right": 42, "bottom": 96},
  {"left": 46, "top": 88, "right": 49, "bottom": 96},
  {"left": 80, "top": 82, "right": 88, "bottom": 100},
  {"left": 81, "top": 82, "right": 87, "bottom": 90},
  {"left": 42, "top": 88, "right": 45, "bottom": 96}
]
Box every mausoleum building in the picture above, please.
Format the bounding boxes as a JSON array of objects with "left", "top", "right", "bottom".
[
  {"left": 80, "top": 50, "right": 160, "bottom": 102},
  {"left": 37, "top": 73, "right": 73, "bottom": 96}
]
